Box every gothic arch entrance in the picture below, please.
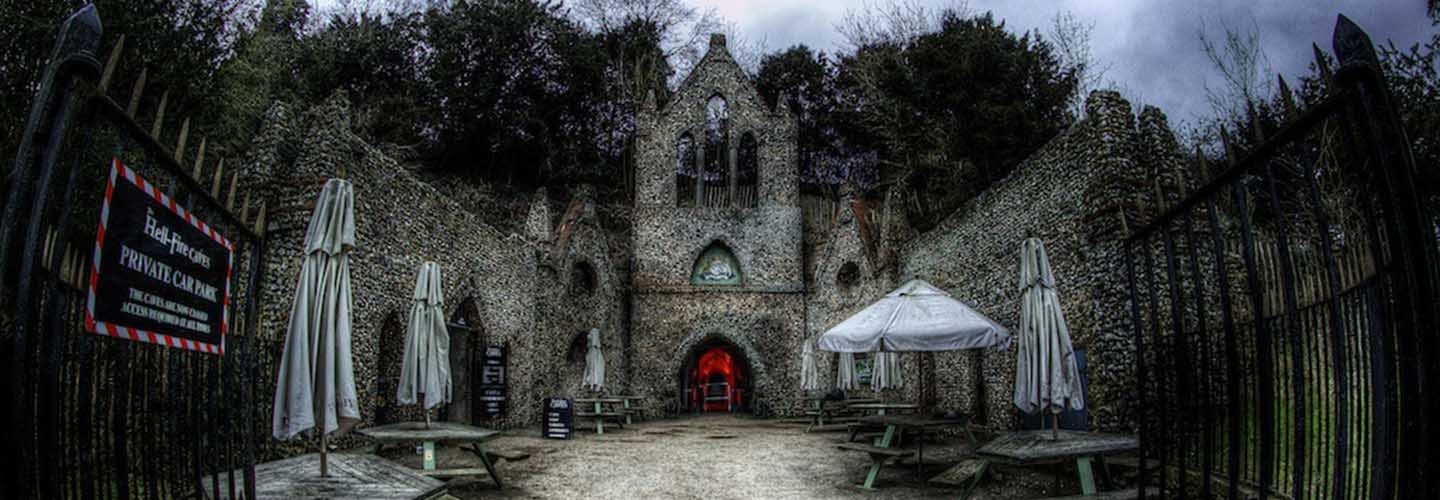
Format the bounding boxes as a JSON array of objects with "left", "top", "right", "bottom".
[{"left": 678, "top": 335, "right": 754, "bottom": 413}]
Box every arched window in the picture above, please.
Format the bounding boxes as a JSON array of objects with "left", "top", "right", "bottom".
[
  {"left": 690, "top": 241, "right": 741, "bottom": 286},
  {"left": 736, "top": 132, "right": 759, "bottom": 207},
  {"left": 702, "top": 95, "right": 729, "bottom": 207},
  {"left": 676, "top": 132, "right": 696, "bottom": 207},
  {"left": 567, "top": 331, "right": 590, "bottom": 364},
  {"left": 569, "top": 261, "right": 596, "bottom": 296},
  {"left": 836, "top": 262, "right": 860, "bottom": 290}
]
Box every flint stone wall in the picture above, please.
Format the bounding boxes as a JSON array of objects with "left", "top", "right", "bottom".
[
  {"left": 805, "top": 196, "right": 920, "bottom": 403},
  {"left": 243, "top": 95, "right": 630, "bottom": 455},
  {"left": 629, "top": 291, "right": 805, "bottom": 414},
  {"left": 898, "top": 91, "right": 1155, "bottom": 433}
]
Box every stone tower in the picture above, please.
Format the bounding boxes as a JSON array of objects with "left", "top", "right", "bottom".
[{"left": 629, "top": 33, "right": 804, "bottom": 414}]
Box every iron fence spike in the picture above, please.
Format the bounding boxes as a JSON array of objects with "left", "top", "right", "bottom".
[
  {"left": 192, "top": 137, "right": 207, "bottom": 180},
  {"left": 211, "top": 158, "right": 225, "bottom": 198},
  {"left": 174, "top": 117, "right": 190, "bottom": 165},
  {"left": 98, "top": 34, "right": 125, "bottom": 93},
  {"left": 150, "top": 90, "right": 168, "bottom": 138},
  {"left": 126, "top": 67, "right": 146, "bottom": 117}
]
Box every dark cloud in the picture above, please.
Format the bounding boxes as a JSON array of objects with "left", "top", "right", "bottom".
[{"left": 698, "top": 0, "right": 1436, "bottom": 127}]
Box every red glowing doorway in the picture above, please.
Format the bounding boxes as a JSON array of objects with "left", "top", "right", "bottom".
[{"left": 681, "top": 339, "right": 751, "bottom": 413}]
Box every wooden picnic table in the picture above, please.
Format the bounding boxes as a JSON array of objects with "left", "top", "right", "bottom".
[
  {"left": 203, "top": 452, "right": 446, "bottom": 500},
  {"left": 837, "top": 414, "right": 972, "bottom": 490},
  {"left": 799, "top": 397, "right": 832, "bottom": 430},
  {"left": 357, "top": 421, "right": 507, "bottom": 489},
  {"left": 608, "top": 395, "right": 648, "bottom": 424},
  {"left": 847, "top": 402, "right": 920, "bottom": 415},
  {"left": 976, "top": 430, "right": 1138, "bottom": 497},
  {"left": 574, "top": 397, "right": 627, "bottom": 434}
]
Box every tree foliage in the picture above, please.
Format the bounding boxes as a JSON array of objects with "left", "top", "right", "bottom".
[
  {"left": 0, "top": 0, "right": 251, "bottom": 166},
  {"left": 5, "top": 0, "right": 1086, "bottom": 225},
  {"left": 830, "top": 8, "right": 1079, "bottom": 227},
  {"left": 756, "top": 45, "right": 876, "bottom": 188},
  {"left": 423, "top": 0, "right": 609, "bottom": 184}
]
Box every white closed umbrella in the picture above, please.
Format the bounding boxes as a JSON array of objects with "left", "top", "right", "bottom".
[
  {"left": 582, "top": 328, "right": 605, "bottom": 391},
  {"left": 272, "top": 178, "right": 359, "bottom": 477},
  {"left": 836, "top": 352, "right": 860, "bottom": 390},
  {"left": 397, "top": 261, "right": 451, "bottom": 425},
  {"left": 871, "top": 352, "right": 903, "bottom": 391},
  {"left": 1013, "top": 238, "right": 1084, "bottom": 439},
  {"left": 800, "top": 339, "right": 820, "bottom": 392}
]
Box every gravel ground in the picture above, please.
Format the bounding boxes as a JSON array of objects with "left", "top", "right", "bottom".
[{"left": 378, "top": 414, "right": 1087, "bottom": 499}]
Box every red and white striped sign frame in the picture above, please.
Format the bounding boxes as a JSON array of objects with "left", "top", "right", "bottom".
[{"left": 85, "top": 158, "right": 234, "bottom": 355}]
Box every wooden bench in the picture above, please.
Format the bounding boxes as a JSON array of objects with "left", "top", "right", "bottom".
[
  {"left": 838, "top": 442, "right": 918, "bottom": 490},
  {"left": 847, "top": 421, "right": 924, "bottom": 443},
  {"left": 575, "top": 411, "right": 625, "bottom": 434},
  {"left": 624, "top": 405, "right": 651, "bottom": 422},
  {"left": 838, "top": 443, "right": 918, "bottom": 459}
]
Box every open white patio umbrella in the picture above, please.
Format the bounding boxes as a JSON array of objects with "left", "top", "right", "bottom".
[
  {"left": 818, "top": 280, "right": 1010, "bottom": 353},
  {"left": 800, "top": 339, "right": 821, "bottom": 392},
  {"left": 272, "top": 178, "right": 359, "bottom": 477},
  {"left": 397, "top": 261, "right": 451, "bottom": 426},
  {"left": 582, "top": 328, "right": 605, "bottom": 391},
  {"left": 1013, "top": 238, "right": 1084, "bottom": 439},
  {"left": 820, "top": 279, "right": 1009, "bottom": 410},
  {"left": 836, "top": 352, "right": 860, "bottom": 390}
]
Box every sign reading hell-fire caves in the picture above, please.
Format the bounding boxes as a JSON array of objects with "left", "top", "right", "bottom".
[{"left": 86, "top": 158, "right": 233, "bottom": 355}]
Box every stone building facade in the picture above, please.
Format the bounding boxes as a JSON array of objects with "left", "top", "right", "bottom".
[
  {"left": 629, "top": 34, "right": 805, "bottom": 414},
  {"left": 239, "top": 34, "right": 1184, "bottom": 441}
]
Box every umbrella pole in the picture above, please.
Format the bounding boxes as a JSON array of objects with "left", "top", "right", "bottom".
[
  {"left": 1051, "top": 410, "right": 1059, "bottom": 440},
  {"left": 320, "top": 431, "right": 329, "bottom": 477},
  {"left": 425, "top": 407, "right": 431, "bottom": 428}
]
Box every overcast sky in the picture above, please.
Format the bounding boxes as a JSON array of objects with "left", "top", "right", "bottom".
[
  {"left": 313, "top": 0, "right": 1434, "bottom": 126},
  {"left": 692, "top": 0, "right": 1436, "bottom": 125}
]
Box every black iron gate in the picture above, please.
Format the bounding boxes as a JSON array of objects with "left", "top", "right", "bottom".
[
  {"left": 1, "top": 6, "right": 272, "bottom": 499},
  {"left": 1125, "top": 16, "right": 1438, "bottom": 499}
]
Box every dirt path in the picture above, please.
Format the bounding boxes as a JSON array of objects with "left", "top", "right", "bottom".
[{"left": 377, "top": 414, "right": 1074, "bottom": 499}]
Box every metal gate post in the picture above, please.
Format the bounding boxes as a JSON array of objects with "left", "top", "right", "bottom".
[{"left": 0, "top": 6, "right": 102, "bottom": 500}]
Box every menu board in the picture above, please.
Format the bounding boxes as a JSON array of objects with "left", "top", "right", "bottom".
[
  {"left": 477, "top": 345, "right": 507, "bottom": 417},
  {"left": 543, "top": 397, "right": 573, "bottom": 440}
]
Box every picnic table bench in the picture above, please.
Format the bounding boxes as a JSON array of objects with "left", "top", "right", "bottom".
[
  {"left": 838, "top": 414, "right": 973, "bottom": 490},
  {"left": 357, "top": 421, "right": 512, "bottom": 489},
  {"left": 803, "top": 397, "right": 881, "bottom": 431},
  {"left": 974, "top": 430, "right": 1138, "bottom": 497},
  {"left": 575, "top": 397, "right": 627, "bottom": 434},
  {"left": 610, "top": 395, "right": 649, "bottom": 424},
  {"left": 844, "top": 403, "right": 922, "bottom": 442}
]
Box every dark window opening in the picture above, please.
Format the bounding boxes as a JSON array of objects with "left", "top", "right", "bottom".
[
  {"left": 569, "top": 261, "right": 596, "bottom": 296},
  {"left": 676, "top": 132, "right": 697, "bottom": 206},
  {"left": 736, "top": 132, "right": 759, "bottom": 208},
  {"left": 837, "top": 262, "right": 860, "bottom": 290},
  {"left": 700, "top": 95, "right": 730, "bottom": 207},
  {"left": 567, "top": 331, "right": 589, "bottom": 364}
]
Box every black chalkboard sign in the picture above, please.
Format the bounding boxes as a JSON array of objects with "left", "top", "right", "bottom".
[
  {"left": 543, "top": 397, "right": 573, "bottom": 439},
  {"left": 478, "top": 345, "right": 508, "bottom": 417}
]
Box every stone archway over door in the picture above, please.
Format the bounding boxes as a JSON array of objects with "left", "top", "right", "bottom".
[{"left": 675, "top": 334, "right": 759, "bottom": 413}]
